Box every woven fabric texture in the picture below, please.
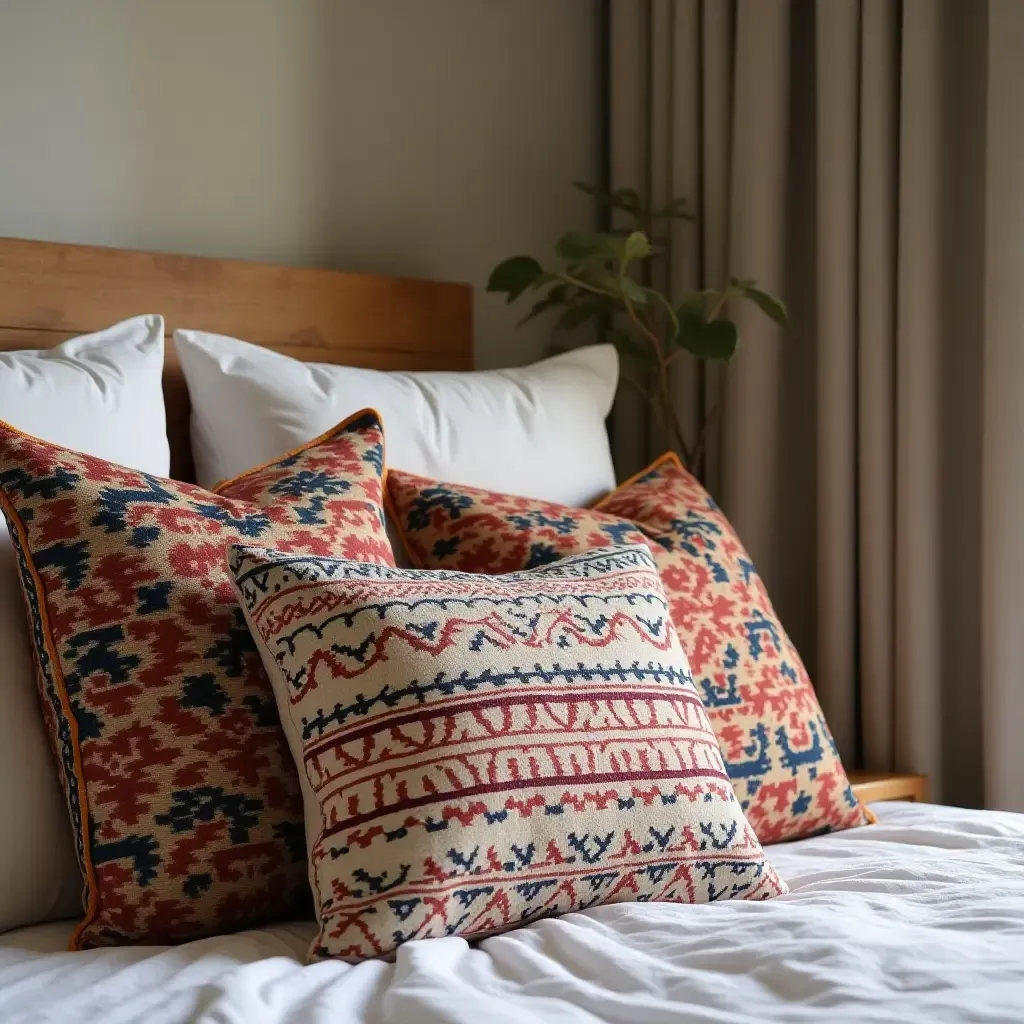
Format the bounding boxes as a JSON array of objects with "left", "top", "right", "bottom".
[
  {"left": 229, "top": 543, "right": 785, "bottom": 962},
  {"left": 0, "top": 411, "right": 392, "bottom": 947},
  {"left": 386, "top": 458, "right": 870, "bottom": 843}
]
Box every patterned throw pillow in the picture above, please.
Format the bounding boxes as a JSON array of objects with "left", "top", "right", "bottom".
[
  {"left": 389, "top": 469, "right": 651, "bottom": 573},
  {"left": 0, "top": 411, "right": 393, "bottom": 948},
  {"left": 228, "top": 543, "right": 786, "bottom": 963},
  {"left": 386, "top": 458, "right": 871, "bottom": 844}
]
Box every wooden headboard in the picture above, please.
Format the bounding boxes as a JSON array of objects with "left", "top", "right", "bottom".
[{"left": 0, "top": 237, "right": 474, "bottom": 480}]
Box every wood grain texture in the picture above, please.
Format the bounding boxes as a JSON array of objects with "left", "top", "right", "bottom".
[
  {"left": 849, "top": 772, "right": 929, "bottom": 804},
  {"left": 0, "top": 237, "right": 474, "bottom": 480}
]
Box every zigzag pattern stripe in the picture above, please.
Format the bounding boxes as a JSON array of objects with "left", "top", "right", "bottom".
[
  {"left": 245, "top": 564, "right": 666, "bottom": 613},
  {"left": 319, "top": 766, "right": 731, "bottom": 838},
  {"left": 279, "top": 610, "right": 674, "bottom": 697},
  {"left": 331, "top": 778, "right": 741, "bottom": 851},
  {"left": 319, "top": 853, "right": 770, "bottom": 919},
  {"left": 232, "top": 544, "right": 655, "bottom": 588}
]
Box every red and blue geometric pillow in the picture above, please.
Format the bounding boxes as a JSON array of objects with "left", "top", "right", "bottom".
[
  {"left": 386, "top": 455, "right": 872, "bottom": 844},
  {"left": 0, "top": 410, "right": 393, "bottom": 948},
  {"left": 228, "top": 542, "right": 787, "bottom": 962}
]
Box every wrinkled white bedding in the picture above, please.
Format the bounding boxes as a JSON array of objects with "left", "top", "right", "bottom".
[{"left": 2, "top": 801, "right": 1022, "bottom": 1023}]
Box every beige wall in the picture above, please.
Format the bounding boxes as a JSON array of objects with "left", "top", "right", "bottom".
[{"left": 0, "top": 0, "right": 598, "bottom": 366}]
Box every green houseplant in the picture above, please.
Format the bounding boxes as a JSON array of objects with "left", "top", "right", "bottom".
[{"left": 487, "top": 182, "right": 788, "bottom": 477}]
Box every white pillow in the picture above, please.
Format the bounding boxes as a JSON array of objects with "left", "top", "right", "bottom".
[
  {"left": 0, "top": 315, "right": 168, "bottom": 934},
  {"left": 174, "top": 330, "right": 619, "bottom": 507}
]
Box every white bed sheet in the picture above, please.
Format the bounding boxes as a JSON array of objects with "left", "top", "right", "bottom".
[{"left": 2, "top": 801, "right": 1022, "bottom": 1024}]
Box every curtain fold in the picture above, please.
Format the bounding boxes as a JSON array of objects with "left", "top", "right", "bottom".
[
  {"left": 982, "top": 0, "right": 1024, "bottom": 813},
  {"left": 855, "top": 0, "right": 898, "bottom": 778},
  {"left": 606, "top": 0, "right": 1024, "bottom": 809}
]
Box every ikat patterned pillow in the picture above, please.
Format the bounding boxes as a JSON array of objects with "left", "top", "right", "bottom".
[
  {"left": 0, "top": 410, "right": 393, "bottom": 948},
  {"left": 228, "top": 543, "right": 786, "bottom": 962},
  {"left": 386, "top": 458, "right": 872, "bottom": 844}
]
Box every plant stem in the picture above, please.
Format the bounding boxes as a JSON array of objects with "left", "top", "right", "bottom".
[
  {"left": 619, "top": 293, "right": 693, "bottom": 466},
  {"left": 553, "top": 269, "right": 716, "bottom": 474},
  {"left": 646, "top": 288, "right": 680, "bottom": 337},
  {"left": 689, "top": 399, "right": 722, "bottom": 479},
  {"left": 657, "top": 364, "right": 692, "bottom": 466},
  {"left": 556, "top": 271, "right": 614, "bottom": 299},
  {"left": 705, "top": 285, "right": 737, "bottom": 323},
  {"left": 621, "top": 294, "right": 663, "bottom": 357}
]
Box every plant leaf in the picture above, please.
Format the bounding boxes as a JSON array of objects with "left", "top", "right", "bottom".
[
  {"left": 486, "top": 256, "right": 543, "bottom": 302},
  {"left": 572, "top": 182, "right": 645, "bottom": 217},
  {"left": 555, "top": 231, "right": 623, "bottom": 262},
  {"left": 583, "top": 269, "right": 627, "bottom": 296},
  {"left": 517, "top": 285, "right": 567, "bottom": 326},
  {"left": 734, "top": 281, "right": 789, "bottom": 326},
  {"left": 529, "top": 270, "right": 560, "bottom": 291},
  {"left": 675, "top": 298, "right": 705, "bottom": 339},
  {"left": 653, "top": 197, "right": 697, "bottom": 221},
  {"left": 677, "top": 311, "right": 738, "bottom": 360},
  {"left": 622, "top": 231, "right": 653, "bottom": 264},
  {"left": 612, "top": 187, "right": 643, "bottom": 215},
  {"left": 555, "top": 302, "right": 603, "bottom": 333},
  {"left": 620, "top": 276, "right": 648, "bottom": 305}
]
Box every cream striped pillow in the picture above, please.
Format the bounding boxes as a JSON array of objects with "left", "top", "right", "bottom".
[{"left": 228, "top": 544, "right": 786, "bottom": 962}]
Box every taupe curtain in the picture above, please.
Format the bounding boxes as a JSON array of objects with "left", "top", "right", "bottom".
[{"left": 606, "top": 0, "right": 1024, "bottom": 810}]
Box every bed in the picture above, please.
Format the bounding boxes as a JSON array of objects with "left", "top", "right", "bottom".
[
  {"left": 0, "top": 238, "right": 1022, "bottom": 1023},
  {"left": 1, "top": 802, "right": 1022, "bottom": 1024}
]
